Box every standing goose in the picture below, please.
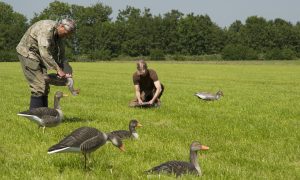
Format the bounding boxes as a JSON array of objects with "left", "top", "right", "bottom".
[
  {"left": 145, "top": 141, "right": 209, "bottom": 177},
  {"left": 17, "top": 91, "right": 67, "bottom": 133},
  {"left": 108, "top": 119, "right": 143, "bottom": 140},
  {"left": 48, "top": 126, "right": 125, "bottom": 169},
  {"left": 195, "top": 90, "right": 223, "bottom": 101}
]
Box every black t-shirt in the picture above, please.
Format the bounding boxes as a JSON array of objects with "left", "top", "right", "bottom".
[{"left": 132, "top": 69, "right": 158, "bottom": 91}]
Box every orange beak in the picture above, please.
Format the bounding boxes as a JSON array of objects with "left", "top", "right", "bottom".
[
  {"left": 119, "top": 144, "right": 125, "bottom": 152},
  {"left": 63, "top": 93, "right": 69, "bottom": 97},
  {"left": 201, "top": 145, "right": 209, "bottom": 150}
]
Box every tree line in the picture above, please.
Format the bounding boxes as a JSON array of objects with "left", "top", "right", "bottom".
[{"left": 1, "top": 1, "right": 300, "bottom": 61}]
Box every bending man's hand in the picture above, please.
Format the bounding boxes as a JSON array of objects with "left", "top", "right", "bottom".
[
  {"left": 57, "top": 68, "right": 66, "bottom": 78},
  {"left": 138, "top": 99, "right": 144, "bottom": 105}
]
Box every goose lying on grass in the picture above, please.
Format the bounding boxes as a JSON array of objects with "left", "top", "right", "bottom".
[
  {"left": 145, "top": 141, "right": 209, "bottom": 177},
  {"left": 17, "top": 91, "right": 67, "bottom": 133},
  {"left": 195, "top": 90, "right": 223, "bottom": 101},
  {"left": 108, "top": 119, "right": 142, "bottom": 140},
  {"left": 48, "top": 126, "right": 125, "bottom": 169}
]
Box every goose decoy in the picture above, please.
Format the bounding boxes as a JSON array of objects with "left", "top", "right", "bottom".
[
  {"left": 145, "top": 141, "right": 209, "bottom": 177},
  {"left": 108, "top": 119, "right": 143, "bottom": 140},
  {"left": 17, "top": 91, "right": 67, "bottom": 133},
  {"left": 66, "top": 77, "right": 80, "bottom": 96},
  {"left": 48, "top": 126, "right": 125, "bottom": 169},
  {"left": 46, "top": 73, "right": 80, "bottom": 96},
  {"left": 195, "top": 90, "right": 223, "bottom": 101}
]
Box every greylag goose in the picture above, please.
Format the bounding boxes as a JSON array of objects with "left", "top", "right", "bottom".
[
  {"left": 108, "top": 119, "right": 143, "bottom": 140},
  {"left": 145, "top": 141, "right": 209, "bottom": 177},
  {"left": 48, "top": 126, "right": 125, "bottom": 169},
  {"left": 17, "top": 91, "right": 67, "bottom": 133},
  {"left": 195, "top": 90, "right": 223, "bottom": 101},
  {"left": 46, "top": 73, "right": 80, "bottom": 96}
]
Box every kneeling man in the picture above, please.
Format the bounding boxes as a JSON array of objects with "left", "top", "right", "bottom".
[{"left": 129, "top": 60, "right": 164, "bottom": 107}]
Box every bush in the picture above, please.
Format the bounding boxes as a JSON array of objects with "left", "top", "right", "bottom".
[
  {"left": 222, "top": 44, "right": 258, "bottom": 60},
  {"left": 0, "top": 51, "right": 18, "bottom": 62},
  {"left": 265, "top": 48, "right": 296, "bottom": 60},
  {"left": 89, "top": 49, "right": 112, "bottom": 61},
  {"left": 149, "top": 49, "right": 165, "bottom": 60}
]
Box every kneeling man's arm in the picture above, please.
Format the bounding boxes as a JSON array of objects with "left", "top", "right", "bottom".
[
  {"left": 149, "top": 80, "right": 162, "bottom": 104},
  {"left": 135, "top": 85, "right": 143, "bottom": 104}
]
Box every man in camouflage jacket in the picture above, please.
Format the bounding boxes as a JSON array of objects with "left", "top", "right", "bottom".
[{"left": 16, "top": 19, "right": 76, "bottom": 110}]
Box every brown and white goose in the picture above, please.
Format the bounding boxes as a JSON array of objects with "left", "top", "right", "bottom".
[
  {"left": 108, "top": 119, "right": 143, "bottom": 140},
  {"left": 17, "top": 91, "right": 67, "bottom": 133},
  {"left": 145, "top": 141, "right": 209, "bottom": 177},
  {"left": 48, "top": 126, "right": 125, "bottom": 169},
  {"left": 195, "top": 90, "right": 223, "bottom": 101}
]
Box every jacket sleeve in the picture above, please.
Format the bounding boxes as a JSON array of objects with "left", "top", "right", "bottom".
[{"left": 37, "top": 31, "right": 60, "bottom": 70}]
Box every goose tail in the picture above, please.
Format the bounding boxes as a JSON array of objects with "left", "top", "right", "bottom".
[
  {"left": 48, "top": 144, "right": 70, "bottom": 154},
  {"left": 17, "top": 112, "right": 43, "bottom": 125},
  {"left": 48, "top": 144, "right": 80, "bottom": 154}
]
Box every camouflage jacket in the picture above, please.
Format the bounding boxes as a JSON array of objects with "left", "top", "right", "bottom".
[{"left": 16, "top": 20, "right": 66, "bottom": 71}]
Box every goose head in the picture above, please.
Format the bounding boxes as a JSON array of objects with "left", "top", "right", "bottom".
[
  {"left": 216, "top": 91, "right": 224, "bottom": 97},
  {"left": 129, "top": 119, "right": 142, "bottom": 131},
  {"left": 107, "top": 134, "right": 125, "bottom": 152},
  {"left": 129, "top": 119, "right": 143, "bottom": 139},
  {"left": 190, "top": 141, "right": 209, "bottom": 152},
  {"left": 190, "top": 141, "right": 209, "bottom": 176}
]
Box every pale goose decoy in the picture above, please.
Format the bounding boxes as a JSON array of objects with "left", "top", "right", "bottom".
[
  {"left": 145, "top": 141, "right": 209, "bottom": 177},
  {"left": 17, "top": 91, "right": 67, "bottom": 133},
  {"left": 195, "top": 90, "right": 223, "bottom": 101},
  {"left": 48, "top": 126, "right": 125, "bottom": 169},
  {"left": 108, "top": 119, "right": 143, "bottom": 140}
]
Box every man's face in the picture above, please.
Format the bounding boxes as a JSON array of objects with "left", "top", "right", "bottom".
[
  {"left": 57, "top": 25, "right": 72, "bottom": 38},
  {"left": 137, "top": 65, "right": 147, "bottom": 76}
]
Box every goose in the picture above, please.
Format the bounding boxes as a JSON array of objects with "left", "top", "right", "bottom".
[
  {"left": 17, "top": 91, "right": 67, "bottom": 133},
  {"left": 195, "top": 90, "right": 223, "bottom": 101},
  {"left": 145, "top": 141, "right": 209, "bottom": 177},
  {"left": 108, "top": 119, "right": 143, "bottom": 140},
  {"left": 66, "top": 77, "right": 80, "bottom": 96},
  {"left": 46, "top": 73, "right": 80, "bottom": 96},
  {"left": 48, "top": 126, "right": 125, "bottom": 169}
]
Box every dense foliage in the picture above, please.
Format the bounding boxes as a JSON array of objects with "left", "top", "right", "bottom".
[{"left": 0, "top": 1, "right": 300, "bottom": 61}]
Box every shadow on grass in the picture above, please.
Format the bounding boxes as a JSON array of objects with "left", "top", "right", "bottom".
[
  {"left": 53, "top": 156, "right": 112, "bottom": 173},
  {"left": 62, "top": 116, "right": 93, "bottom": 123}
]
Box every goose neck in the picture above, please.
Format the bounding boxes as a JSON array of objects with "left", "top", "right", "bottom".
[
  {"left": 54, "top": 97, "right": 61, "bottom": 109},
  {"left": 190, "top": 150, "right": 201, "bottom": 175}
]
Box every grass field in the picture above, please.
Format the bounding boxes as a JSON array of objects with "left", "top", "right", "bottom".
[{"left": 0, "top": 61, "right": 299, "bottom": 179}]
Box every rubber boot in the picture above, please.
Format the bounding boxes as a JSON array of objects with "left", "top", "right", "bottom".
[
  {"left": 29, "top": 96, "right": 44, "bottom": 110},
  {"left": 42, "top": 96, "right": 48, "bottom": 107}
]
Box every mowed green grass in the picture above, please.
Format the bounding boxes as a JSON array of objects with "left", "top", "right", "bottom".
[{"left": 0, "top": 61, "right": 299, "bottom": 179}]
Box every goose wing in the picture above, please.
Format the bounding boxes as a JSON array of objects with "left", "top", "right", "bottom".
[
  {"left": 48, "top": 127, "right": 104, "bottom": 154},
  {"left": 42, "top": 115, "right": 61, "bottom": 127},
  {"left": 109, "top": 130, "right": 131, "bottom": 140},
  {"left": 80, "top": 134, "right": 107, "bottom": 153},
  {"left": 146, "top": 161, "right": 196, "bottom": 176},
  {"left": 19, "top": 107, "right": 58, "bottom": 118}
]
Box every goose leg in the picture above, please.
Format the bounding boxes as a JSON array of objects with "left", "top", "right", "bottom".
[
  {"left": 43, "top": 126, "right": 46, "bottom": 134},
  {"left": 84, "top": 153, "right": 87, "bottom": 169},
  {"left": 87, "top": 153, "right": 92, "bottom": 164}
]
